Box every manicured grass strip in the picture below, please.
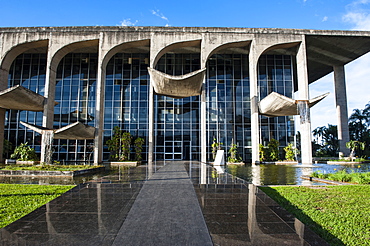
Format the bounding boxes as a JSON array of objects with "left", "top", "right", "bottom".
[
  {"left": 259, "top": 185, "right": 370, "bottom": 246},
  {"left": 0, "top": 184, "right": 74, "bottom": 228},
  {"left": 312, "top": 170, "right": 370, "bottom": 184},
  {"left": 1, "top": 165, "right": 101, "bottom": 171}
]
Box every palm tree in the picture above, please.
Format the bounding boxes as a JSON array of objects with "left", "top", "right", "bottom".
[
  {"left": 312, "top": 124, "right": 339, "bottom": 157},
  {"left": 346, "top": 140, "right": 365, "bottom": 161},
  {"left": 349, "top": 108, "right": 369, "bottom": 140},
  {"left": 312, "top": 126, "right": 326, "bottom": 144},
  {"left": 348, "top": 105, "right": 370, "bottom": 157}
]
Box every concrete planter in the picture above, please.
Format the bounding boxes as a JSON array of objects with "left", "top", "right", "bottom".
[
  {"left": 327, "top": 161, "right": 363, "bottom": 165},
  {"left": 226, "top": 162, "right": 245, "bottom": 165},
  {"left": 0, "top": 167, "right": 105, "bottom": 177},
  {"left": 301, "top": 175, "right": 353, "bottom": 185},
  {"left": 16, "top": 160, "right": 40, "bottom": 165},
  {"left": 109, "top": 161, "right": 141, "bottom": 167},
  {"left": 275, "top": 161, "right": 298, "bottom": 165},
  {"left": 258, "top": 161, "right": 298, "bottom": 165},
  {"left": 5, "top": 159, "right": 40, "bottom": 165},
  {"left": 5, "top": 159, "right": 16, "bottom": 164}
]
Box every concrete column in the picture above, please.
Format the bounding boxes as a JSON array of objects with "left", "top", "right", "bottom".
[
  {"left": 200, "top": 82, "right": 207, "bottom": 164},
  {"left": 148, "top": 81, "right": 154, "bottom": 177},
  {"left": 0, "top": 68, "right": 8, "bottom": 162},
  {"left": 296, "top": 38, "right": 313, "bottom": 165},
  {"left": 333, "top": 65, "right": 350, "bottom": 157},
  {"left": 94, "top": 33, "right": 105, "bottom": 165},
  {"left": 249, "top": 43, "right": 260, "bottom": 165},
  {"left": 41, "top": 48, "right": 57, "bottom": 164},
  {"left": 200, "top": 39, "right": 207, "bottom": 165}
]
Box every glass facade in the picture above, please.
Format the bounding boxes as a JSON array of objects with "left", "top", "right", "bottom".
[
  {"left": 206, "top": 54, "right": 251, "bottom": 161},
  {"left": 258, "top": 55, "right": 295, "bottom": 149},
  {"left": 155, "top": 53, "right": 201, "bottom": 160},
  {"left": 5, "top": 51, "right": 295, "bottom": 163},
  {"left": 5, "top": 54, "right": 46, "bottom": 154},
  {"left": 53, "top": 53, "right": 97, "bottom": 161},
  {"left": 103, "top": 53, "right": 150, "bottom": 161}
]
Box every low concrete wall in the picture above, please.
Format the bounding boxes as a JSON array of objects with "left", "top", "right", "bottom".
[
  {"left": 226, "top": 162, "right": 245, "bottom": 165},
  {"left": 109, "top": 161, "right": 141, "bottom": 167},
  {"left": 0, "top": 167, "right": 105, "bottom": 177},
  {"left": 301, "top": 175, "right": 353, "bottom": 185},
  {"left": 327, "top": 161, "right": 362, "bottom": 165}
]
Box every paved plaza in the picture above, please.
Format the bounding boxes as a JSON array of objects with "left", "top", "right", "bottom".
[{"left": 0, "top": 162, "right": 328, "bottom": 245}]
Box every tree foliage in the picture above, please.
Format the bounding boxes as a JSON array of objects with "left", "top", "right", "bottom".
[
  {"left": 312, "top": 124, "right": 339, "bottom": 157},
  {"left": 10, "top": 142, "right": 38, "bottom": 161},
  {"left": 284, "top": 143, "right": 298, "bottom": 161},
  {"left": 348, "top": 103, "right": 370, "bottom": 156},
  {"left": 346, "top": 140, "right": 365, "bottom": 161},
  {"left": 259, "top": 138, "right": 279, "bottom": 162},
  {"left": 313, "top": 102, "right": 370, "bottom": 157},
  {"left": 106, "top": 126, "right": 143, "bottom": 161},
  {"left": 227, "top": 143, "right": 242, "bottom": 163},
  {"left": 134, "top": 137, "right": 145, "bottom": 161},
  {"left": 211, "top": 138, "right": 223, "bottom": 161}
]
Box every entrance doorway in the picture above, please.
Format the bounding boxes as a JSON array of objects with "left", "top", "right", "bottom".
[{"left": 164, "top": 141, "right": 182, "bottom": 160}]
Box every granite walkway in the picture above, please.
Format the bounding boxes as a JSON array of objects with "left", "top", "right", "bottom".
[{"left": 112, "top": 162, "right": 212, "bottom": 245}]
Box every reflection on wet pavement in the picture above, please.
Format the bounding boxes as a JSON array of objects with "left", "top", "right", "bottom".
[
  {"left": 0, "top": 162, "right": 329, "bottom": 245},
  {"left": 187, "top": 162, "right": 329, "bottom": 245}
]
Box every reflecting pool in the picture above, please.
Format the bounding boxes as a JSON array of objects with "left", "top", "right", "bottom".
[
  {"left": 1, "top": 162, "right": 369, "bottom": 186},
  {"left": 227, "top": 163, "right": 370, "bottom": 185}
]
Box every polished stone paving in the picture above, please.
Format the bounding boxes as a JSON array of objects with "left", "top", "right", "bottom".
[{"left": 0, "top": 162, "right": 329, "bottom": 245}]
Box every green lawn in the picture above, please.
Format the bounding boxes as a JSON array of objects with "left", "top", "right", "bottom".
[
  {"left": 0, "top": 184, "right": 74, "bottom": 228},
  {"left": 312, "top": 170, "right": 370, "bottom": 184},
  {"left": 259, "top": 185, "right": 370, "bottom": 246}
]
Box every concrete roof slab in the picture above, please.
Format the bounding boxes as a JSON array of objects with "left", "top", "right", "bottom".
[
  {"left": 20, "top": 121, "right": 96, "bottom": 140},
  {"left": 259, "top": 92, "right": 329, "bottom": 117},
  {"left": 0, "top": 85, "right": 46, "bottom": 111}
]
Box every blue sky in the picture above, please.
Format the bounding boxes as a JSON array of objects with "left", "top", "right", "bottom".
[{"left": 1, "top": 0, "right": 370, "bottom": 129}]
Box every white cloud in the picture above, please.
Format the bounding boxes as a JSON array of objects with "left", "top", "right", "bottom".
[
  {"left": 309, "top": 0, "right": 370, "bottom": 130},
  {"left": 309, "top": 74, "right": 336, "bottom": 130},
  {"left": 322, "top": 16, "right": 328, "bottom": 22},
  {"left": 341, "top": 0, "right": 370, "bottom": 122},
  {"left": 343, "top": 12, "right": 370, "bottom": 30},
  {"left": 118, "top": 19, "right": 138, "bottom": 27},
  {"left": 151, "top": 9, "right": 169, "bottom": 22},
  {"left": 344, "top": 53, "right": 370, "bottom": 111},
  {"left": 343, "top": 0, "right": 370, "bottom": 30},
  {"left": 310, "top": 53, "right": 370, "bottom": 130}
]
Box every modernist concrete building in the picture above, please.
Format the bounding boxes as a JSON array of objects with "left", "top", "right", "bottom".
[{"left": 1, "top": 26, "right": 370, "bottom": 165}]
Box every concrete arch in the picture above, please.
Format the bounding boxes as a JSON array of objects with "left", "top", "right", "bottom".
[
  {"left": 101, "top": 39, "right": 150, "bottom": 69},
  {"left": 204, "top": 40, "right": 252, "bottom": 62},
  {"left": 255, "top": 41, "right": 303, "bottom": 94},
  {"left": 0, "top": 40, "right": 48, "bottom": 71},
  {"left": 152, "top": 39, "right": 201, "bottom": 68},
  {"left": 260, "top": 41, "right": 301, "bottom": 56},
  {"left": 49, "top": 39, "right": 99, "bottom": 72},
  {"left": 0, "top": 40, "right": 48, "bottom": 90}
]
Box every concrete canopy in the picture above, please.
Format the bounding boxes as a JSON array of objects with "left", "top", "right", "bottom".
[
  {"left": 306, "top": 35, "right": 370, "bottom": 83},
  {"left": 148, "top": 67, "right": 206, "bottom": 99},
  {"left": 259, "top": 92, "right": 329, "bottom": 117},
  {"left": 0, "top": 85, "right": 57, "bottom": 111},
  {"left": 20, "top": 121, "right": 96, "bottom": 140}
]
